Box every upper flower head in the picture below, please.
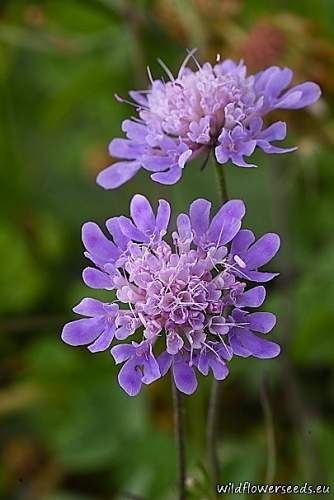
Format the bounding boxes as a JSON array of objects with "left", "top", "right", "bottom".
[
  {"left": 62, "top": 195, "right": 281, "bottom": 396},
  {"left": 97, "top": 50, "right": 321, "bottom": 189}
]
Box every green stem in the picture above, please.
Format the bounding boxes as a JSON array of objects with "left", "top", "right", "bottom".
[
  {"left": 172, "top": 380, "right": 187, "bottom": 500},
  {"left": 214, "top": 158, "right": 229, "bottom": 201},
  {"left": 206, "top": 158, "right": 229, "bottom": 496},
  {"left": 260, "top": 378, "right": 276, "bottom": 500}
]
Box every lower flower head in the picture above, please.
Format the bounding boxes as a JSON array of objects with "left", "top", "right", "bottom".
[{"left": 62, "top": 195, "right": 281, "bottom": 395}]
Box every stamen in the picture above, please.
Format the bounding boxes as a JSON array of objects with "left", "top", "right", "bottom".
[
  {"left": 147, "top": 65, "right": 154, "bottom": 85},
  {"left": 178, "top": 48, "right": 198, "bottom": 77},
  {"left": 114, "top": 93, "right": 144, "bottom": 109},
  {"left": 157, "top": 58, "right": 175, "bottom": 82},
  {"left": 234, "top": 255, "right": 246, "bottom": 268}
]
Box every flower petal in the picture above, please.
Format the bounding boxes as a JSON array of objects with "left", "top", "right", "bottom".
[
  {"left": 248, "top": 312, "right": 276, "bottom": 333},
  {"left": 231, "top": 229, "right": 255, "bottom": 255},
  {"left": 118, "top": 359, "right": 142, "bottom": 396},
  {"left": 96, "top": 161, "right": 141, "bottom": 189},
  {"left": 111, "top": 343, "right": 136, "bottom": 363},
  {"left": 82, "top": 222, "right": 118, "bottom": 262},
  {"left": 189, "top": 198, "right": 211, "bottom": 244},
  {"left": 157, "top": 352, "right": 173, "bottom": 376},
  {"left": 172, "top": 360, "right": 198, "bottom": 395},
  {"left": 142, "top": 354, "right": 161, "bottom": 384},
  {"left": 276, "top": 82, "right": 321, "bottom": 109},
  {"left": 108, "top": 138, "right": 145, "bottom": 159},
  {"left": 61, "top": 317, "right": 104, "bottom": 346},
  {"left": 130, "top": 194, "right": 156, "bottom": 234},
  {"left": 82, "top": 268, "right": 113, "bottom": 289},
  {"left": 209, "top": 356, "right": 229, "bottom": 380},
  {"left": 244, "top": 233, "right": 280, "bottom": 269},
  {"left": 73, "top": 298, "right": 107, "bottom": 317},
  {"left": 151, "top": 166, "right": 183, "bottom": 185},
  {"left": 88, "top": 325, "right": 116, "bottom": 352},
  {"left": 118, "top": 216, "right": 149, "bottom": 242},
  {"left": 155, "top": 199, "right": 171, "bottom": 237},
  {"left": 236, "top": 286, "right": 266, "bottom": 308},
  {"left": 208, "top": 200, "right": 246, "bottom": 246},
  {"left": 233, "top": 330, "right": 280, "bottom": 359}
]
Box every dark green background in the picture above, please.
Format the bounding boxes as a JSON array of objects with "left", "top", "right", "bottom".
[{"left": 1, "top": 1, "right": 334, "bottom": 499}]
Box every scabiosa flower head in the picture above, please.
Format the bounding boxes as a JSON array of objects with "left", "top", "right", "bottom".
[
  {"left": 62, "top": 195, "right": 280, "bottom": 395},
  {"left": 97, "top": 50, "right": 321, "bottom": 189}
]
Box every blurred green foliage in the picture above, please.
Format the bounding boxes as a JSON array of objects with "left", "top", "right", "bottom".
[{"left": 1, "top": 0, "right": 334, "bottom": 498}]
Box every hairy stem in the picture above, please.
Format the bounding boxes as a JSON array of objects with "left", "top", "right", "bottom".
[
  {"left": 206, "top": 158, "right": 229, "bottom": 496},
  {"left": 206, "top": 378, "right": 220, "bottom": 494},
  {"left": 260, "top": 378, "right": 276, "bottom": 500},
  {"left": 172, "top": 380, "right": 187, "bottom": 500}
]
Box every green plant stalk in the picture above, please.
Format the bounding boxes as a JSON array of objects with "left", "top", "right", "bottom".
[
  {"left": 206, "top": 157, "right": 229, "bottom": 496},
  {"left": 172, "top": 379, "right": 187, "bottom": 500}
]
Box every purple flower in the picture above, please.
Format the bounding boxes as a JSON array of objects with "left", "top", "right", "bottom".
[
  {"left": 228, "top": 309, "right": 280, "bottom": 359},
  {"left": 61, "top": 195, "right": 280, "bottom": 395},
  {"left": 97, "top": 52, "right": 321, "bottom": 189}
]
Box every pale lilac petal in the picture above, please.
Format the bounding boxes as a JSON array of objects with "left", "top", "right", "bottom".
[
  {"left": 142, "top": 156, "right": 172, "bottom": 172},
  {"left": 155, "top": 199, "right": 170, "bottom": 237},
  {"left": 111, "top": 343, "right": 136, "bottom": 363},
  {"left": 209, "top": 357, "right": 229, "bottom": 380},
  {"left": 241, "top": 270, "right": 279, "bottom": 282},
  {"left": 230, "top": 153, "right": 257, "bottom": 168},
  {"left": 82, "top": 268, "right": 113, "bottom": 289},
  {"left": 118, "top": 216, "right": 149, "bottom": 242},
  {"left": 266, "top": 67, "right": 293, "bottom": 97},
  {"left": 167, "top": 332, "right": 184, "bottom": 355},
  {"left": 62, "top": 317, "right": 104, "bottom": 346},
  {"left": 118, "top": 359, "right": 142, "bottom": 396},
  {"left": 244, "top": 233, "right": 280, "bottom": 268},
  {"left": 215, "top": 145, "right": 229, "bottom": 164},
  {"left": 231, "top": 229, "right": 255, "bottom": 255},
  {"left": 108, "top": 138, "right": 145, "bottom": 159},
  {"left": 236, "top": 286, "right": 266, "bottom": 308},
  {"left": 82, "top": 222, "right": 118, "bottom": 262},
  {"left": 256, "top": 141, "right": 297, "bottom": 154},
  {"left": 122, "top": 118, "right": 147, "bottom": 140},
  {"left": 172, "top": 361, "right": 198, "bottom": 395},
  {"left": 189, "top": 199, "right": 211, "bottom": 243},
  {"left": 142, "top": 355, "right": 161, "bottom": 384},
  {"left": 248, "top": 312, "right": 276, "bottom": 333},
  {"left": 176, "top": 214, "right": 192, "bottom": 241},
  {"left": 216, "top": 342, "right": 233, "bottom": 361},
  {"left": 208, "top": 200, "right": 246, "bottom": 246},
  {"left": 106, "top": 217, "right": 130, "bottom": 250},
  {"left": 233, "top": 330, "right": 280, "bottom": 359},
  {"left": 259, "top": 121, "right": 287, "bottom": 141},
  {"left": 209, "top": 316, "right": 229, "bottom": 335},
  {"left": 72, "top": 298, "right": 106, "bottom": 317},
  {"left": 276, "top": 82, "right": 321, "bottom": 109},
  {"left": 229, "top": 333, "right": 252, "bottom": 357},
  {"left": 130, "top": 195, "right": 155, "bottom": 234},
  {"left": 96, "top": 161, "right": 141, "bottom": 189},
  {"left": 157, "top": 352, "right": 172, "bottom": 376},
  {"left": 115, "top": 326, "right": 131, "bottom": 340},
  {"left": 128, "top": 91, "right": 148, "bottom": 107},
  {"left": 197, "top": 351, "right": 209, "bottom": 375},
  {"left": 151, "top": 166, "right": 183, "bottom": 185},
  {"left": 88, "top": 325, "right": 116, "bottom": 352}
]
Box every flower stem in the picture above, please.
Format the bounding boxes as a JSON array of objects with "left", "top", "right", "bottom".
[
  {"left": 206, "top": 378, "right": 220, "bottom": 495},
  {"left": 172, "top": 380, "right": 187, "bottom": 500},
  {"left": 260, "top": 377, "right": 276, "bottom": 500},
  {"left": 214, "top": 156, "right": 229, "bottom": 201},
  {"left": 206, "top": 158, "right": 229, "bottom": 495}
]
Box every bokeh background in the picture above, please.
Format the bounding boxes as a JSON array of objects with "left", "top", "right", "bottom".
[{"left": 1, "top": 1, "right": 334, "bottom": 499}]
